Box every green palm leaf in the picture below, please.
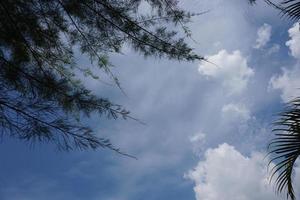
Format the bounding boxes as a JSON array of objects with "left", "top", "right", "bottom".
[{"left": 269, "top": 98, "right": 300, "bottom": 200}]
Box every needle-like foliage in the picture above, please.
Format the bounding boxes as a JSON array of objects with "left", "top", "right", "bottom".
[{"left": 0, "top": 0, "right": 202, "bottom": 153}]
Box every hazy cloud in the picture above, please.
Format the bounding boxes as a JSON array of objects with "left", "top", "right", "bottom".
[
  {"left": 267, "top": 44, "right": 280, "bottom": 55},
  {"left": 254, "top": 23, "right": 272, "bottom": 49},
  {"left": 222, "top": 103, "right": 251, "bottom": 121},
  {"left": 0, "top": 1, "right": 291, "bottom": 200}
]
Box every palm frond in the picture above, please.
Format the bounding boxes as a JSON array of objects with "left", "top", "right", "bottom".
[
  {"left": 249, "top": 0, "right": 300, "bottom": 20},
  {"left": 281, "top": 0, "right": 300, "bottom": 20},
  {"left": 269, "top": 98, "right": 300, "bottom": 200}
]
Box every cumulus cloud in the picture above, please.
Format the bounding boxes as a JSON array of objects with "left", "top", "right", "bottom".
[
  {"left": 186, "top": 143, "right": 282, "bottom": 200},
  {"left": 269, "top": 67, "right": 300, "bottom": 102},
  {"left": 254, "top": 23, "right": 272, "bottom": 49},
  {"left": 198, "top": 50, "right": 254, "bottom": 94},
  {"left": 269, "top": 23, "right": 300, "bottom": 102},
  {"left": 286, "top": 23, "right": 300, "bottom": 59},
  {"left": 222, "top": 103, "right": 251, "bottom": 121}
]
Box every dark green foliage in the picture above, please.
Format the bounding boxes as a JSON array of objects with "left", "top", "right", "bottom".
[
  {"left": 0, "top": 0, "right": 201, "bottom": 152},
  {"left": 269, "top": 99, "right": 300, "bottom": 200},
  {"left": 265, "top": 70, "right": 300, "bottom": 199}
]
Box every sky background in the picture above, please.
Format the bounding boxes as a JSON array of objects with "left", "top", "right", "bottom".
[{"left": 1, "top": 0, "right": 300, "bottom": 200}]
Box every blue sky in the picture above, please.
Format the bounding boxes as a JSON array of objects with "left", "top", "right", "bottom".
[{"left": 1, "top": 0, "right": 300, "bottom": 200}]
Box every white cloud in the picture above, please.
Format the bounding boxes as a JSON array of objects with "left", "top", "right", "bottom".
[
  {"left": 222, "top": 103, "right": 251, "bottom": 121},
  {"left": 186, "top": 143, "right": 282, "bottom": 200},
  {"left": 198, "top": 50, "right": 254, "bottom": 94},
  {"left": 269, "top": 67, "right": 300, "bottom": 102},
  {"left": 0, "top": 1, "right": 293, "bottom": 200},
  {"left": 286, "top": 23, "right": 300, "bottom": 59},
  {"left": 269, "top": 23, "right": 300, "bottom": 102},
  {"left": 254, "top": 23, "right": 272, "bottom": 49}
]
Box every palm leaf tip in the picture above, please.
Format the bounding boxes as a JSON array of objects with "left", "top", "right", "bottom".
[
  {"left": 280, "top": 0, "right": 300, "bottom": 20},
  {"left": 269, "top": 99, "right": 300, "bottom": 200},
  {"left": 249, "top": 0, "right": 300, "bottom": 20}
]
